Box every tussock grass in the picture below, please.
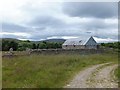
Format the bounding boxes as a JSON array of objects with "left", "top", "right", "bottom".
[
  {"left": 114, "top": 67, "right": 120, "bottom": 86},
  {"left": 2, "top": 53, "right": 118, "bottom": 88}
]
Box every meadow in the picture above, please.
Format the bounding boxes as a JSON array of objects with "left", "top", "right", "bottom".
[
  {"left": 114, "top": 67, "right": 120, "bottom": 86},
  {"left": 2, "top": 52, "right": 118, "bottom": 88}
]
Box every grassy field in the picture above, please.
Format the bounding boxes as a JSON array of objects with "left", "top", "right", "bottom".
[
  {"left": 0, "top": 52, "right": 2, "bottom": 89},
  {"left": 114, "top": 67, "right": 120, "bottom": 86},
  {"left": 2, "top": 52, "right": 118, "bottom": 88}
]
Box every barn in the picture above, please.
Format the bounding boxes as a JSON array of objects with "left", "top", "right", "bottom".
[{"left": 62, "top": 36, "right": 99, "bottom": 49}]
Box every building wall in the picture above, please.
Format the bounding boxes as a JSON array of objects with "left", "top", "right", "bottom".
[
  {"left": 62, "top": 45, "right": 98, "bottom": 49},
  {"left": 86, "top": 37, "right": 97, "bottom": 45},
  {"left": 85, "top": 37, "right": 98, "bottom": 49},
  {"left": 85, "top": 45, "right": 97, "bottom": 49},
  {"left": 62, "top": 45, "right": 85, "bottom": 49}
]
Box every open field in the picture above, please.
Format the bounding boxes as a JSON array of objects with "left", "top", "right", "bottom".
[
  {"left": 114, "top": 67, "right": 120, "bottom": 86},
  {"left": 2, "top": 52, "right": 118, "bottom": 88},
  {"left": 0, "top": 51, "right": 2, "bottom": 89}
]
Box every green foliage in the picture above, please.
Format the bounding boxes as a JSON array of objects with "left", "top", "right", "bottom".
[
  {"left": 2, "top": 39, "right": 63, "bottom": 51},
  {"left": 114, "top": 68, "right": 119, "bottom": 79},
  {"left": 38, "top": 41, "right": 62, "bottom": 49},
  {"left": 2, "top": 40, "right": 18, "bottom": 51},
  {"left": 114, "top": 67, "right": 120, "bottom": 86},
  {"left": 101, "top": 42, "right": 120, "bottom": 49},
  {"left": 39, "top": 42, "right": 47, "bottom": 49},
  {"left": 18, "top": 42, "right": 32, "bottom": 51},
  {"left": 36, "top": 44, "right": 39, "bottom": 49},
  {"left": 9, "top": 41, "right": 18, "bottom": 51},
  {"left": 32, "top": 43, "right": 37, "bottom": 49}
]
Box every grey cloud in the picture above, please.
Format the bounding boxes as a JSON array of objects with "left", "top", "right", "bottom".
[
  {"left": 86, "top": 32, "right": 92, "bottom": 34},
  {"left": 63, "top": 2, "right": 117, "bottom": 18},
  {"left": 2, "top": 34, "right": 21, "bottom": 39},
  {"left": 25, "top": 18, "right": 118, "bottom": 40},
  {"left": 29, "top": 15, "right": 66, "bottom": 28},
  {"left": 82, "top": 19, "right": 117, "bottom": 30},
  {"left": 2, "top": 22, "right": 29, "bottom": 32},
  {"left": 2, "top": 16, "right": 117, "bottom": 41},
  {"left": 29, "top": 28, "right": 94, "bottom": 40},
  {"left": 1, "top": 2, "right": 118, "bottom": 42}
]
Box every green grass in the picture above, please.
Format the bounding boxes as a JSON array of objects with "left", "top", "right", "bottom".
[
  {"left": 114, "top": 67, "right": 120, "bottom": 86},
  {"left": 2, "top": 53, "right": 118, "bottom": 88},
  {"left": 114, "top": 68, "right": 119, "bottom": 79},
  {"left": 0, "top": 52, "right": 2, "bottom": 89}
]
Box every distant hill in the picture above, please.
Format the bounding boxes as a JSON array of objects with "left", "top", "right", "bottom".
[
  {"left": 31, "top": 39, "right": 66, "bottom": 44},
  {"left": 0, "top": 38, "right": 20, "bottom": 42},
  {"left": 1, "top": 38, "right": 66, "bottom": 43},
  {"left": 43, "top": 39, "right": 66, "bottom": 43},
  {"left": 0, "top": 38, "right": 19, "bottom": 41}
]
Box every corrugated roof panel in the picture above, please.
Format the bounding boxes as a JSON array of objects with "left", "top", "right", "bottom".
[
  {"left": 62, "top": 36, "right": 97, "bottom": 46},
  {"left": 62, "top": 38, "right": 87, "bottom": 45}
]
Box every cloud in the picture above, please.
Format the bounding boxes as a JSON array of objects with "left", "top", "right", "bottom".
[
  {"left": 1, "top": 32, "right": 31, "bottom": 40},
  {"left": 47, "top": 36, "right": 78, "bottom": 39},
  {"left": 2, "top": 22, "right": 29, "bottom": 32},
  {"left": 94, "top": 37, "right": 118, "bottom": 43},
  {"left": 28, "top": 15, "right": 66, "bottom": 28},
  {"left": 63, "top": 2, "right": 118, "bottom": 18},
  {"left": 1, "top": 32, "right": 31, "bottom": 37},
  {"left": 81, "top": 18, "right": 117, "bottom": 30},
  {"left": 1, "top": 1, "right": 118, "bottom": 43}
]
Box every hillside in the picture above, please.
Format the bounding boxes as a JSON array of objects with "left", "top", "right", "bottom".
[
  {"left": 42, "top": 39, "right": 66, "bottom": 43},
  {"left": 1, "top": 38, "right": 65, "bottom": 43},
  {"left": 0, "top": 38, "right": 20, "bottom": 42},
  {"left": 1, "top": 38, "right": 65, "bottom": 51}
]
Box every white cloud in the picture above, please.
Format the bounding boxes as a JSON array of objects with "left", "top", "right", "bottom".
[
  {"left": 61, "top": 36, "right": 79, "bottom": 39},
  {"left": 94, "top": 37, "right": 118, "bottom": 43},
  {"left": 47, "top": 36, "right": 78, "bottom": 39},
  {"left": 1, "top": 32, "right": 31, "bottom": 37},
  {"left": 1, "top": 1, "right": 118, "bottom": 42},
  {"left": 1, "top": 0, "right": 30, "bottom": 23},
  {"left": 1, "top": 0, "right": 63, "bottom": 24}
]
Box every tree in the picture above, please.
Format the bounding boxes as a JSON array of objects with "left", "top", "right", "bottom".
[
  {"left": 54, "top": 43, "right": 59, "bottom": 49},
  {"left": 101, "top": 43, "right": 105, "bottom": 46},
  {"left": 39, "top": 43, "right": 47, "bottom": 49},
  {"left": 2, "top": 40, "right": 10, "bottom": 51},
  {"left": 9, "top": 41, "right": 18, "bottom": 51},
  {"left": 17, "top": 42, "right": 32, "bottom": 51},
  {"left": 32, "top": 43, "right": 36, "bottom": 49},
  {"left": 36, "top": 44, "right": 39, "bottom": 49},
  {"left": 2, "top": 40, "right": 18, "bottom": 51},
  {"left": 42, "top": 41, "right": 47, "bottom": 44}
]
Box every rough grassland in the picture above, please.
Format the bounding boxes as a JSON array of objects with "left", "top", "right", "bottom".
[
  {"left": 2, "top": 53, "right": 118, "bottom": 88},
  {"left": 0, "top": 51, "right": 2, "bottom": 89},
  {"left": 114, "top": 67, "right": 120, "bottom": 86}
]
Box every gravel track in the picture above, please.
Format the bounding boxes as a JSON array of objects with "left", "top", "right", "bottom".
[
  {"left": 64, "top": 63, "right": 118, "bottom": 88},
  {"left": 89, "top": 64, "right": 118, "bottom": 88}
]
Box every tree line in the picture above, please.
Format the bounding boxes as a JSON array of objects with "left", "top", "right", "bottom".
[
  {"left": 1, "top": 39, "right": 120, "bottom": 51},
  {"left": 101, "top": 42, "right": 120, "bottom": 49},
  {"left": 1, "top": 39, "right": 62, "bottom": 51}
]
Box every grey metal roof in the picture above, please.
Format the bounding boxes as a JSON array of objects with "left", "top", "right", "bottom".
[
  {"left": 62, "top": 36, "right": 97, "bottom": 46},
  {"left": 62, "top": 38, "right": 88, "bottom": 45}
]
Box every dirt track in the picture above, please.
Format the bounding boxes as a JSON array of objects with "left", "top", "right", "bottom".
[{"left": 65, "top": 63, "right": 118, "bottom": 88}]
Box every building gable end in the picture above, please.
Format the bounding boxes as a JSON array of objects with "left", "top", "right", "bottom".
[{"left": 85, "top": 36, "right": 97, "bottom": 45}]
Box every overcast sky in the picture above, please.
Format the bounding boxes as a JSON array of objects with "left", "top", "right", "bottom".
[{"left": 1, "top": 0, "right": 118, "bottom": 43}]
